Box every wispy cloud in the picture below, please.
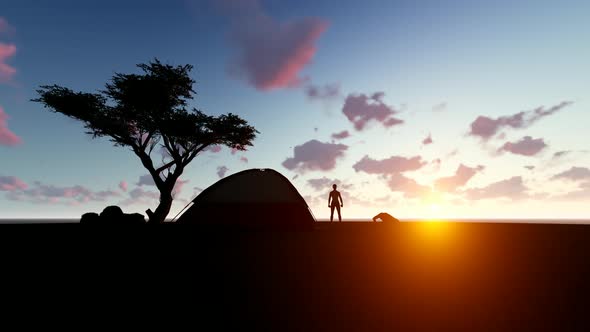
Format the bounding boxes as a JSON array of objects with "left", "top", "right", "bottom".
[
  {"left": 463, "top": 176, "right": 529, "bottom": 200},
  {"left": 6, "top": 180, "right": 120, "bottom": 205},
  {"left": 331, "top": 130, "right": 350, "bottom": 140},
  {"left": 283, "top": 140, "right": 348, "bottom": 173},
  {"left": 498, "top": 136, "right": 547, "bottom": 156},
  {"left": 0, "top": 175, "right": 27, "bottom": 191},
  {"left": 551, "top": 167, "right": 590, "bottom": 182},
  {"left": 307, "top": 177, "right": 353, "bottom": 191},
  {"left": 305, "top": 83, "right": 340, "bottom": 101},
  {"left": 217, "top": 166, "right": 229, "bottom": 178},
  {"left": 435, "top": 164, "right": 485, "bottom": 192},
  {"left": 0, "top": 106, "right": 21, "bottom": 146},
  {"left": 342, "top": 92, "right": 403, "bottom": 131},
  {"left": 0, "top": 43, "right": 16, "bottom": 83},
  {"left": 352, "top": 155, "right": 426, "bottom": 175}
]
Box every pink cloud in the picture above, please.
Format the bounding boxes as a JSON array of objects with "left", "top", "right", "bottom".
[
  {"left": 119, "top": 181, "right": 128, "bottom": 192},
  {"left": 352, "top": 155, "right": 426, "bottom": 175},
  {"left": 387, "top": 173, "right": 431, "bottom": 198},
  {"left": 0, "top": 106, "right": 21, "bottom": 146},
  {"left": 551, "top": 167, "right": 590, "bottom": 182},
  {"left": 205, "top": 145, "right": 222, "bottom": 153},
  {"left": 342, "top": 92, "right": 403, "bottom": 131},
  {"left": 223, "top": 0, "right": 328, "bottom": 90},
  {"left": 306, "top": 83, "right": 340, "bottom": 101},
  {"left": 552, "top": 150, "right": 572, "bottom": 159},
  {"left": 173, "top": 178, "right": 190, "bottom": 196},
  {"left": 331, "top": 130, "right": 350, "bottom": 140},
  {"left": 0, "top": 43, "right": 16, "bottom": 83},
  {"left": 435, "top": 164, "right": 485, "bottom": 192},
  {"left": 432, "top": 103, "right": 447, "bottom": 112},
  {"left": 217, "top": 166, "right": 229, "bottom": 178},
  {"left": 307, "top": 177, "right": 353, "bottom": 191},
  {"left": 136, "top": 174, "right": 155, "bottom": 186},
  {"left": 239, "top": 156, "right": 248, "bottom": 163},
  {"left": 0, "top": 18, "right": 15, "bottom": 36},
  {"left": 468, "top": 102, "right": 572, "bottom": 140},
  {"left": 463, "top": 176, "right": 529, "bottom": 200},
  {"left": 422, "top": 133, "right": 433, "bottom": 145},
  {"left": 0, "top": 175, "right": 27, "bottom": 191},
  {"left": 282, "top": 139, "right": 348, "bottom": 173},
  {"left": 499, "top": 136, "right": 547, "bottom": 156},
  {"left": 120, "top": 187, "right": 160, "bottom": 206}
]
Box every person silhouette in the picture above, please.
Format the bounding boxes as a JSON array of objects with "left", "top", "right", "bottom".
[{"left": 328, "top": 184, "right": 344, "bottom": 222}]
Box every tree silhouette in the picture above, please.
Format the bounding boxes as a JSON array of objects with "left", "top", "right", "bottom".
[{"left": 34, "top": 59, "right": 258, "bottom": 223}]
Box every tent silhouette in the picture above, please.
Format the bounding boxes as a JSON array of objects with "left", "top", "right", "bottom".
[{"left": 175, "top": 168, "right": 315, "bottom": 229}]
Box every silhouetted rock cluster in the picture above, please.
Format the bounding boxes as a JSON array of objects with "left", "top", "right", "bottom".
[{"left": 80, "top": 206, "right": 146, "bottom": 224}]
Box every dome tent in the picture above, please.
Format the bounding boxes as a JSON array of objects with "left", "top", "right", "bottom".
[{"left": 176, "top": 168, "right": 315, "bottom": 229}]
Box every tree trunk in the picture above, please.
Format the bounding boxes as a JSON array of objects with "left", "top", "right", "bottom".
[{"left": 147, "top": 190, "right": 174, "bottom": 224}]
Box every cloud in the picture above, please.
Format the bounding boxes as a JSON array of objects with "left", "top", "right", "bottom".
[
  {"left": 498, "top": 136, "right": 547, "bottom": 156},
  {"left": 331, "top": 130, "right": 350, "bottom": 140},
  {"left": 282, "top": 139, "right": 348, "bottom": 173},
  {"left": 119, "top": 181, "right": 128, "bottom": 192},
  {"left": 468, "top": 101, "right": 573, "bottom": 140},
  {"left": 435, "top": 164, "right": 485, "bottom": 192},
  {"left": 0, "top": 106, "right": 21, "bottom": 146},
  {"left": 0, "top": 43, "right": 16, "bottom": 83},
  {"left": 432, "top": 103, "right": 447, "bottom": 112},
  {"left": 552, "top": 150, "right": 572, "bottom": 159},
  {"left": 194, "top": 187, "right": 204, "bottom": 194},
  {"left": 0, "top": 175, "right": 27, "bottom": 191},
  {"left": 555, "top": 182, "right": 590, "bottom": 201},
  {"left": 551, "top": 167, "right": 590, "bottom": 182},
  {"left": 342, "top": 92, "right": 403, "bottom": 131},
  {"left": 352, "top": 155, "right": 426, "bottom": 175},
  {"left": 221, "top": 0, "right": 328, "bottom": 90},
  {"left": 136, "top": 174, "right": 155, "bottom": 186},
  {"left": 305, "top": 83, "right": 340, "bottom": 101},
  {"left": 172, "top": 179, "right": 189, "bottom": 196},
  {"left": 463, "top": 176, "right": 529, "bottom": 200},
  {"left": 239, "top": 156, "right": 248, "bottom": 163},
  {"left": 524, "top": 165, "right": 535, "bottom": 171},
  {"left": 387, "top": 173, "right": 431, "bottom": 198},
  {"left": 422, "top": 133, "right": 433, "bottom": 145},
  {"left": 0, "top": 18, "right": 15, "bottom": 36},
  {"left": 217, "top": 166, "right": 229, "bottom": 178},
  {"left": 6, "top": 181, "right": 120, "bottom": 205},
  {"left": 307, "top": 177, "right": 353, "bottom": 191},
  {"left": 120, "top": 187, "right": 160, "bottom": 206}
]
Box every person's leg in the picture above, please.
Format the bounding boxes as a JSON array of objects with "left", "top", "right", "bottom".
[
  {"left": 336, "top": 205, "right": 341, "bottom": 222},
  {"left": 330, "top": 205, "right": 335, "bottom": 222}
]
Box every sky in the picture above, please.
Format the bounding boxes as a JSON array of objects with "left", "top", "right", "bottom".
[{"left": 0, "top": 0, "right": 589, "bottom": 219}]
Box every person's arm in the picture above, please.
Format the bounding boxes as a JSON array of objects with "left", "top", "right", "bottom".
[
  {"left": 339, "top": 193, "right": 343, "bottom": 207},
  {"left": 328, "top": 193, "right": 331, "bottom": 207}
]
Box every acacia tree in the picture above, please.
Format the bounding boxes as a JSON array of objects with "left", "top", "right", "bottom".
[{"left": 34, "top": 59, "right": 258, "bottom": 223}]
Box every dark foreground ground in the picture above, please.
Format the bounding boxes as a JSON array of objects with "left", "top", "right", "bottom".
[{"left": 2, "top": 221, "right": 590, "bottom": 330}]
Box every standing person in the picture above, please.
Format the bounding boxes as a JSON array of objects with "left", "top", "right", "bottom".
[{"left": 328, "top": 184, "right": 344, "bottom": 222}]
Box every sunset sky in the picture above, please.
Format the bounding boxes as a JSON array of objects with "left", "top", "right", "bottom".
[{"left": 1, "top": 0, "right": 589, "bottom": 219}]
